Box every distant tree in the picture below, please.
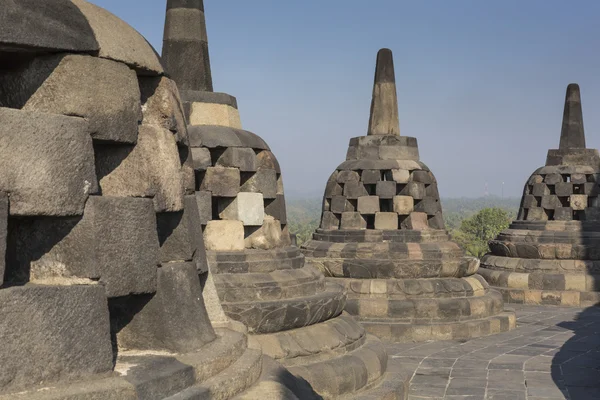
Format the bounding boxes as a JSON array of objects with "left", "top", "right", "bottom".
[{"left": 452, "top": 207, "right": 512, "bottom": 258}]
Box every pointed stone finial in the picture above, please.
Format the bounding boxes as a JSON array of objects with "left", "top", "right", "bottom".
[
  {"left": 162, "top": 0, "right": 213, "bottom": 92},
  {"left": 559, "top": 83, "right": 585, "bottom": 149},
  {"left": 367, "top": 48, "right": 400, "bottom": 136}
]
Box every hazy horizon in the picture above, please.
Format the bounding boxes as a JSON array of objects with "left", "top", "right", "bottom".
[{"left": 93, "top": 1, "right": 600, "bottom": 198}]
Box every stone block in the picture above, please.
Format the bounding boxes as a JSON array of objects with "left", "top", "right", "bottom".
[
  {"left": 216, "top": 147, "right": 257, "bottom": 171},
  {"left": 357, "top": 196, "right": 380, "bottom": 214},
  {"left": 584, "top": 208, "right": 600, "bottom": 222},
  {"left": 95, "top": 125, "right": 185, "bottom": 212},
  {"left": 277, "top": 176, "right": 285, "bottom": 195},
  {"left": 0, "top": 0, "right": 99, "bottom": 54},
  {"left": 528, "top": 175, "right": 543, "bottom": 185},
  {"left": 555, "top": 182, "right": 573, "bottom": 196},
  {"left": 325, "top": 180, "right": 343, "bottom": 197},
  {"left": 522, "top": 195, "right": 537, "bottom": 208},
  {"left": 199, "top": 167, "right": 240, "bottom": 197},
  {"left": 411, "top": 170, "right": 434, "bottom": 184},
  {"left": 0, "top": 107, "right": 97, "bottom": 216},
  {"left": 195, "top": 191, "right": 212, "bottom": 224},
  {"left": 544, "top": 173, "right": 562, "bottom": 184},
  {"left": 191, "top": 147, "right": 212, "bottom": 171},
  {"left": 401, "top": 212, "right": 429, "bottom": 230},
  {"left": 414, "top": 197, "right": 441, "bottom": 215},
  {"left": 244, "top": 216, "right": 283, "bottom": 250},
  {"left": 584, "top": 183, "right": 600, "bottom": 196},
  {"left": 139, "top": 76, "right": 187, "bottom": 144},
  {"left": 426, "top": 183, "right": 440, "bottom": 198},
  {"left": 341, "top": 212, "right": 367, "bottom": 230},
  {"left": 336, "top": 170, "right": 360, "bottom": 183},
  {"left": 526, "top": 207, "right": 547, "bottom": 221},
  {"left": 179, "top": 146, "right": 195, "bottom": 195},
  {"left": 204, "top": 220, "right": 244, "bottom": 251},
  {"left": 0, "top": 193, "right": 6, "bottom": 285},
  {"left": 400, "top": 181, "right": 425, "bottom": 199},
  {"left": 18, "top": 54, "right": 142, "bottom": 143},
  {"left": 256, "top": 150, "right": 280, "bottom": 172},
  {"left": 0, "top": 285, "right": 113, "bottom": 393},
  {"left": 541, "top": 195, "right": 561, "bottom": 210},
  {"left": 570, "top": 195, "right": 587, "bottom": 210},
  {"left": 375, "top": 212, "right": 399, "bottom": 229},
  {"left": 331, "top": 196, "right": 351, "bottom": 213},
  {"left": 376, "top": 181, "right": 396, "bottom": 199},
  {"left": 554, "top": 207, "right": 573, "bottom": 221},
  {"left": 532, "top": 183, "right": 550, "bottom": 196},
  {"left": 391, "top": 169, "right": 410, "bottom": 183},
  {"left": 428, "top": 211, "right": 445, "bottom": 229},
  {"left": 571, "top": 173, "right": 587, "bottom": 184},
  {"left": 264, "top": 194, "right": 287, "bottom": 224},
  {"left": 71, "top": 0, "right": 164, "bottom": 74},
  {"left": 361, "top": 170, "right": 381, "bottom": 184},
  {"left": 110, "top": 262, "right": 216, "bottom": 353},
  {"left": 321, "top": 212, "right": 340, "bottom": 230},
  {"left": 218, "top": 192, "right": 265, "bottom": 226},
  {"left": 240, "top": 169, "right": 277, "bottom": 199},
  {"left": 188, "top": 102, "right": 241, "bottom": 128},
  {"left": 393, "top": 195, "right": 414, "bottom": 214},
  {"left": 343, "top": 181, "right": 369, "bottom": 199}
]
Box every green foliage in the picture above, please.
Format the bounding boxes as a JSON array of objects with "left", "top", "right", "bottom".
[
  {"left": 451, "top": 207, "right": 512, "bottom": 258},
  {"left": 286, "top": 197, "right": 321, "bottom": 245}
]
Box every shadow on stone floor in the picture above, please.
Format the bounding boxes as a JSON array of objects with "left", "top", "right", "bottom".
[{"left": 552, "top": 304, "right": 600, "bottom": 400}]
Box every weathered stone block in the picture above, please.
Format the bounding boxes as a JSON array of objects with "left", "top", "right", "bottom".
[
  {"left": 264, "top": 194, "right": 287, "bottom": 224},
  {"left": 375, "top": 212, "right": 398, "bottom": 229},
  {"left": 331, "top": 196, "right": 350, "bottom": 213},
  {"left": 240, "top": 169, "right": 277, "bottom": 199},
  {"left": 414, "top": 197, "right": 441, "bottom": 215},
  {"left": 140, "top": 76, "right": 187, "bottom": 144},
  {"left": 555, "top": 182, "right": 573, "bottom": 196},
  {"left": 361, "top": 170, "right": 381, "bottom": 184},
  {"left": 571, "top": 173, "right": 587, "bottom": 184},
  {"left": 325, "top": 180, "right": 343, "bottom": 197},
  {"left": 391, "top": 169, "right": 410, "bottom": 183},
  {"left": 244, "top": 216, "right": 283, "bottom": 250},
  {"left": 195, "top": 191, "right": 212, "bottom": 224},
  {"left": 341, "top": 212, "right": 367, "bottom": 230},
  {"left": 393, "top": 195, "right": 414, "bottom": 214},
  {"left": 528, "top": 175, "right": 543, "bottom": 185},
  {"left": 188, "top": 102, "right": 242, "bottom": 128},
  {"left": 0, "top": 193, "right": 6, "bottom": 286},
  {"left": 204, "top": 220, "right": 244, "bottom": 251},
  {"left": 218, "top": 192, "right": 265, "bottom": 226},
  {"left": 18, "top": 54, "right": 142, "bottom": 143},
  {"left": 400, "top": 182, "right": 425, "bottom": 199},
  {"left": 337, "top": 170, "right": 360, "bottom": 183},
  {"left": 376, "top": 181, "right": 396, "bottom": 199},
  {"left": 411, "top": 170, "right": 433, "bottom": 184},
  {"left": 357, "top": 196, "right": 380, "bottom": 214},
  {"left": 191, "top": 147, "right": 212, "bottom": 171},
  {"left": 321, "top": 211, "right": 340, "bottom": 230},
  {"left": 584, "top": 183, "right": 600, "bottom": 196},
  {"left": 156, "top": 196, "right": 204, "bottom": 264},
  {"left": 343, "top": 181, "right": 369, "bottom": 199},
  {"left": 216, "top": 147, "right": 257, "bottom": 171},
  {"left": 584, "top": 208, "right": 600, "bottom": 221},
  {"left": 401, "top": 212, "right": 429, "bottom": 230},
  {"left": 256, "top": 150, "right": 280, "bottom": 172},
  {"left": 95, "top": 125, "right": 185, "bottom": 212},
  {"left": 522, "top": 195, "right": 537, "bottom": 208},
  {"left": 527, "top": 207, "right": 547, "bottom": 221},
  {"left": 199, "top": 167, "right": 240, "bottom": 197},
  {"left": 110, "top": 262, "right": 216, "bottom": 353},
  {"left": 179, "top": 146, "right": 195, "bottom": 195},
  {"left": 541, "top": 195, "right": 561, "bottom": 209},
  {"left": 428, "top": 211, "right": 445, "bottom": 229},
  {"left": 426, "top": 183, "right": 440, "bottom": 198},
  {"left": 532, "top": 183, "right": 550, "bottom": 196},
  {"left": 0, "top": 285, "right": 113, "bottom": 393},
  {"left": 0, "top": 107, "right": 97, "bottom": 216},
  {"left": 544, "top": 173, "right": 562, "bottom": 185},
  {"left": 570, "top": 195, "right": 587, "bottom": 210},
  {"left": 554, "top": 207, "right": 573, "bottom": 221}
]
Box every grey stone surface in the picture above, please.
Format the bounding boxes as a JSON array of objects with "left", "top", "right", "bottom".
[
  {"left": 0, "top": 285, "right": 113, "bottom": 394},
  {"left": 0, "top": 107, "right": 97, "bottom": 216},
  {"left": 367, "top": 48, "right": 399, "bottom": 136},
  {"left": 11, "top": 54, "right": 142, "bottom": 144},
  {"left": 0, "top": 0, "right": 98, "bottom": 53},
  {"left": 218, "top": 192, "right": 265, "bottom": 226},
  {"left": 0, "top": 193, "right": 6, "bottom": 286},
  {"left": 110, "top": 262, "right": 216, "bottom": 353},
  {"left": 240, "top": 169, "right": 278, "bottom": 199},
  {"left": 139, "top": 76, "right": 187, "bottom": 144},
  {"left": 216, "top": 147, "right": 257, "bottom": 171},
  {"left": 195, "top": 190, "right": 212, "bottom": 224},
  {"left": 191, "top": 147, "right": 212, "bottom": 171},
  {"left": 559, "top": 83, "right": 585, "bottom": 150},
  {"left": 199, "top": 167, "right": 241, "bottom": 197}
]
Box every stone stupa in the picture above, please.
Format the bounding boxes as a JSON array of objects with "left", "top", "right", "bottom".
[
  {"left": 302, "top": 49, "right": 516, "bottom": 342},
  {"left": 163, "top": 2, "right": 409, "bottom": 398},
  {"left": 480, "top": 84, "right": 600, "bottom": 307}
]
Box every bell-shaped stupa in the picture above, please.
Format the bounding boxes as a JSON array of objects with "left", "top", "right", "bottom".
[
  {"left": 302, "top": 49, "right": 516, "bottom": 342},
  {"left": 163, "top": 3, "right": 409, "bottom": 398},
  {"left": 480, "top": 84, "right": 600, "bottom": 306}
]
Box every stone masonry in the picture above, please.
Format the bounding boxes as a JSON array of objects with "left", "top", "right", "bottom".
[
  {"left": 0, "top": 1, "right": 299, "bottom": 398},
  {"left": 480, "top": 84, "right": 600, "bottom": 307},
  {"left": 163, "top": 3, "right": 409, "bottom": 398},
  {"left": 302, "top": 49, "right": 516, "bottom": 343}
]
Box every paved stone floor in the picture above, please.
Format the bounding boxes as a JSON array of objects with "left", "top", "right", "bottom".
[{"left": 386, "top": 305, "right": 600, "bottom": 400}]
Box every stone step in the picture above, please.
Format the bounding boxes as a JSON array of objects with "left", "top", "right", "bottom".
[
  {"left": 165, "top": 346, "right": 263, "bottom": 400},
  {"left": 359, "top": 310, "right": 517, "bottom": 342},
  {"left": 479, "top": 266, "right": 600, "bottom": 292},
  {"left": 208, "top": 247, "right": 305, "bottom": 274},
  {"left": 214, "top": 264, "right": 325, "bottom": 303},
  {"left": 287, "top": 334, "right": 388, "bottom": 399},
  {"left": 344, "top": 288, "right": 505, "bottom": 323},
  {"left": 221, "top": 282, "right": 346, "bottom": 334},
  {"left": 250, "top": 313, "right": 366, "bottom": 367},
  {"left": 343, "top": 357, "right": 410, "bottom": 400},
  {"left": 491, "top": 285, "right": 600, "bottom": 307},
  {"left": 481, "top": 254, "right": 600, "bottom": 273}
]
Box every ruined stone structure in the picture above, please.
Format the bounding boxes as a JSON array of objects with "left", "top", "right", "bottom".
[
  {"left": 302, "top": 49, "right": 516, "bottom": 342},
  {"left": 480, "top": 84, "right": 600, "bottom": 307},
  {"left": 163, "top": 2, "right": 409, "bottom": 398},
  {"left": 0, "top": 1, "right": 304, "bottom": 398}
]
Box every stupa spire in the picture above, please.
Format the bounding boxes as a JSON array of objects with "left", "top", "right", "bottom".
[
  {"left": 162, "top": 0, "right": 213, "bottom": 92},
  {"left": 559, "top": 83, "right": 585, "bottom": 149},
  {"left": 367, "top": 48, "right": 400, "bottom": 136}
]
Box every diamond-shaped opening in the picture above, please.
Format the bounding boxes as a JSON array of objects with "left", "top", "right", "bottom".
[
  {"left": 544, "top": 209, "right": 555, "bottom": 220},
  {"left": 573, "top": 184, "right": 584, "bottom": 194},
  {"left": 365, "top": 184, "right": 376, "bottom": 195},
  {"left": 365, "top": 215, "right": 375, "bottom": 229},
  {"left": 573, "top": 210, "right": 584, "bottom": 221},
  {"left": 380, "top": 199, "right": 393, "bottom": 212},
  {"left": 558, "top": 196, "right": 570, "bottom": 207}
]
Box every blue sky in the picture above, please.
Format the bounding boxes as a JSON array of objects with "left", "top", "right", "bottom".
[{"left": 94, "top": 0, "right": 600, "bottom": 198}]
